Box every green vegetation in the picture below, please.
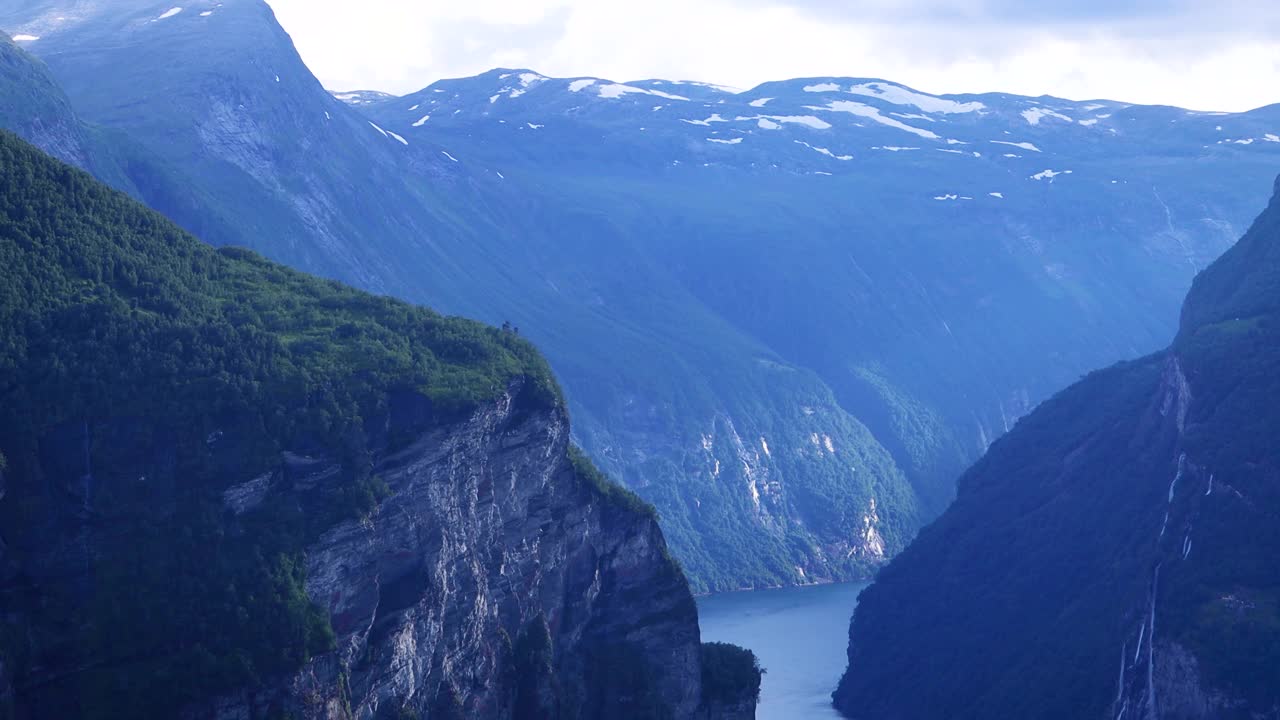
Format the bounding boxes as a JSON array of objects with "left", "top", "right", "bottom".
[
  {"left": 568, "top": 444, "right": 657, "bottom": 520},
  {"left": 700, "top": 642, "right": 763, "bottom": 706},
  {"left": 0, "top": 129, "right": 558, "bottom": 717}
]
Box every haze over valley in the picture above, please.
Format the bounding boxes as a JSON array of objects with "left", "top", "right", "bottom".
[{"left": 1, "top": 2, "right": 1278, "bottom": 718}]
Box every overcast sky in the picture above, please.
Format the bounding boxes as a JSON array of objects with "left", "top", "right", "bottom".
[{"left": 263, "top": 0, "right": 1280, "bottom": 112}]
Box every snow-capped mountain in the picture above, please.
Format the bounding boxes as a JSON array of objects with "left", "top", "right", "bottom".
[
  {"left": 359, "top": 67, "right": 1279, "bottom": 184},
  {"left": 4, "top": 0, "right": 1279, "bottom": 593}
]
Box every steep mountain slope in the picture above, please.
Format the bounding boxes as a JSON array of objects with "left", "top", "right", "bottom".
[
  {"left": 834, "top": 177, "right": 1280, "bottom": 720},
  {"left": 0, "top": 3, "right": 921, "bottom": 592},
  {"left": 0, "top": 32, "right": 260, "bottom": 254},
  {"left": 5, "top": 0, "right": 1280, "bottom": 592},
  {"left": 0, "top": 130, "right": 761, "bottom": 720},
  {"left": 361, "top": 69, "right": 1280, "bottom": 511},
  {"left": 0, "top": 34, "right": 93, "bottom": 169}
]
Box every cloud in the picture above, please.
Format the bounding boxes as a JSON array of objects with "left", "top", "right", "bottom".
[{"left": 264, "top": 0, "right": 1280, "bottom": 112}]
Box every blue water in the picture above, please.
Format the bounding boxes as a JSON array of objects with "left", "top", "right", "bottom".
[{"left": 697, "top": 581, "right": 869, "bottom": 720}]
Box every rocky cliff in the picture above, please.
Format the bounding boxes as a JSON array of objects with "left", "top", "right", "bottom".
[{"left": 187, "top": 383, "right": 704, "bottom": 720}]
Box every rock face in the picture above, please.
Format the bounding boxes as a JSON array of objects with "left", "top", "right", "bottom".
[
  {"left": 188, "top": 385, "right": 704, "bottom": 720},
  {"left": 833, "top": 179, "right": 1280, "bottom": 719},
  {"left": 2, "top": 381, "right": 730, "bottom": 720}
]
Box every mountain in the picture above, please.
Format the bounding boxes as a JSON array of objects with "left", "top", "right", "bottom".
[
  {"left": 5, "top": 0, "right": 1280, "bottom": 592},
  {"left": 0, "top": 129, "right": 760, "bottom": 720},
  {"left": 834, "top": 177, "right": 1280, "bottom": 719}
]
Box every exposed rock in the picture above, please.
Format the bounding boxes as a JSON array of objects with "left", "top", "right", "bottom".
[
  {"left": 222, "top": 472, "right": 273, "bottom": 516},
  {"left": 170, "top": 385, "right": 707, "bottom": 719}
]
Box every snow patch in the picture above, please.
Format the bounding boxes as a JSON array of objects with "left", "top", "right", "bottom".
[
  {"left": 1266, "top": 134, "right": 1280, "bottom": 143},
  {"left": 364, "top": 121, "right": 407, "bottom": 145},
  {"left": 875, "top": 146, "right": 919, "bottom": 152},
  {"left": 682, "top": 114, "right": 728, "bottom": 126},
  {"left": 804, "top": 82, "right": 841, "bottom": 93},
  {"left": 749, "top": 97, "right": 773, "bottom": 107},
  {"left": 761, "top": 438, "right": 771, "bottom": 457},
  {"left": 412, "top": 115, "right": 430, "bottom": 127},
  {"left": 156, "top": 7, "right": 183, "bottom": 20},
  {"left": 673, "top": 80, "right": 742, "bottom": 94},
  {"left": 848, "top": 81, "right": 985, "bottom": 114},
  {"left": 597, "top": 83, "right": 688, "bottom": 101},
  {"left": 1079, "top": 119, "right": 1099, "bottom": 127},
  {"left": 707, "top": 137, "right": 742, "bottom": 145},
  {"left": 992, "top": 140, "right": 1042, "bottom": 152},
  {"left": 199, "top": 10, "right": 212, "bottom": 16},
  {"left": 989, "top": 192, "right": 1004, "bottom": 198},
  {"left": 11, "top": 34, "right": 39, "bottom": 41},
  {"left": 440, "top": 150, "right": 458, "bottom": 162},
  {"left": 816, "top": 101, "right": 940, "bottom": 139},
  {"left": 795, "top": 140, "right": 851, "bottom": 160},
  {"left": 526, "top": 122, "right": 543, "bottom": 130},
  {"left": 738, "top": 114, "right": 832, "bottom": 130},
  {"left": 768, "top": 115, "right": 831, "bottom": 130},
  {"left": 1030, "top": 169, "right": 1072, "bottom": 181},
  {"left": 1022, "top": 107, "right": 1074, "bottom": 125},
  {"left": 568, "top": 79, "right": 596, "bottom": 92}
]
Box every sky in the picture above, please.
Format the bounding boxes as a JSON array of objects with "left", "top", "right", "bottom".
[{"left": 263, "top": 0, "right": 1280, "bottom": 112}]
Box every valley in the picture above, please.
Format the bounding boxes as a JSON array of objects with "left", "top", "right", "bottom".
[{"left": 4, "top": 2, "right": 1278, "bottom": 593}]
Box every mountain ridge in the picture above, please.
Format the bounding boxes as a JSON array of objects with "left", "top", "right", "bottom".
[
  {"left": 330, "top": 66, "right": 1279, "bottom": 116},
  {"left": 4, "top": 0, "right": 1279, "bottom": 592}
]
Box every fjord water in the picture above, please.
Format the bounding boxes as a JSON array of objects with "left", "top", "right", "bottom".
[{"left": 697, "top": 582, "right": 869, "bottom": 720}]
